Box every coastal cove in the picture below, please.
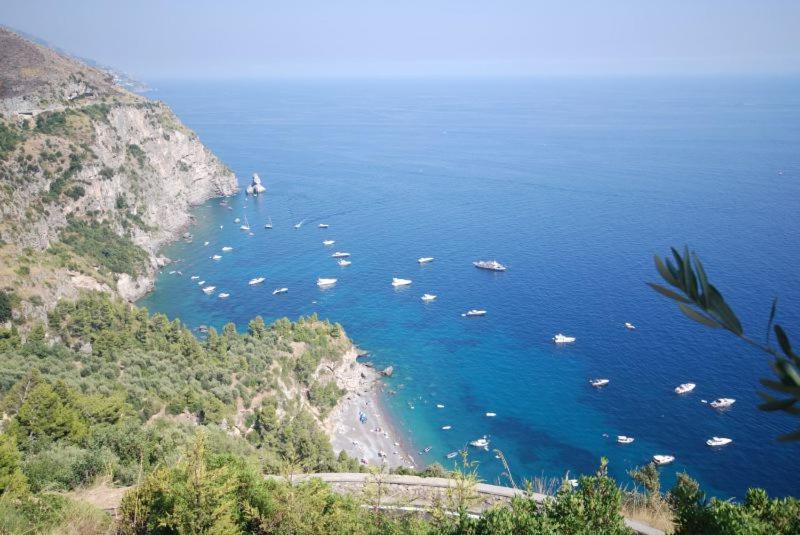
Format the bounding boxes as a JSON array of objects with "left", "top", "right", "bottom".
[{"left": 138, "top": 77, "right": 800, "bottom": 499}]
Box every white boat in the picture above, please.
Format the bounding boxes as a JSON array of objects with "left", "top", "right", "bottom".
[
  {"left": 294, "top": 219, "right": 306, "bottom": 229},
  {"left": 485, "top": 412, "right": 496, "bottom": 417},
  {"left": 211, "top": 255, "right": 222, "bottom": 261},
  {"left": 317, "top": 278, "right": 337, "bottom": 287},
  {"left": 264, "top": 217, "right": 273, "bottom": 229},
  {"left": 706, "top": 437, "right": 733, "bottom": 447},
  {"left": 323, "top": 240, "right": 335, "bottom": 246},
  {"left": 446, "top": 451, "right": 459, "bottom": 459},
  {"left": 218, "top": 292, "right": 230, "bottom": 299},
  {"left": 337, "top": 259, "right": 351, "bottom": 267},
  {"left": 675, "top": 383, "right": 696, "bottom": 395},
  {"left": 568, "top": 479, "right": 579, "bottom": 488},
  {"left": 710, "top": 398, "right": 736, "bottom": 409},
  {"left": 331, "top": 252, "right": 350, "bottom": 258},
  {"left": 197, "top": 280, "right": 205, "bottom": 285},
  {"left": 553, "top": 333, "right": 576, "bottom": 344},
  {"left": 617, "top": 435, "right": 634, "bottom": 444},
  {"left": 462, "top": 309, "right": 487, "bottom": 317},
  {"left": 248, "top": 277, "right": 266, "bottom": 285},
  {"left": 421, "top": 293, "right": 437, "bottom": 302},
  {"left": 590, "top": 378, "right": 610, "bottom": 388},
  {"left": 234, "top": 218, "right": 241, "bottom": 223},
  {"left": 436, "top": 404, "right": 445, "bottom": 409},
  {"left": 418, "top": 257, "right": 434, "bottom": 264},
  {"left": 469, "top": 436, "right": 490, "bottom": 449},
  {"left": 222, "top": 246, "right": 233, "bottom": 252},
  {"left": 653, "top": 455, "right": 675, "bottom": 466},
  {"left": 392, "top": 278, "right": 412, "bottom": 287},
  {"left": 191, "top": 275, "right": 199, "bottom": 280},
  {"left": 441, "top": 425, "right": 452, "bottom": 430},
  {"left": 272, "top": 287, "right": 288, "bottom": 295},
  {"left": 473, "top": 260, "right": 507, "bottom": 271},
  {"left": 318, "top": 223, "right": 329, "bottom": 228},
  {"left": 625, "top": 322, "right": 636, "bottom": 330},
  {"left": 202, "top": 286, "right": 216, "bottom": 294},
  {"left": 203, "top": 241, "right": 209, "bottom": 246}
]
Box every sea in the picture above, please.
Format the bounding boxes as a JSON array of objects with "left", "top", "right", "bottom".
[{"left": 138, "top": 76, "right": 800, "bottom": 499}]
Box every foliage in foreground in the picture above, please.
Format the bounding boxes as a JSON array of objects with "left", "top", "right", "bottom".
[{"left": 650, "top": 246, "right": 800, "bottom": 441}]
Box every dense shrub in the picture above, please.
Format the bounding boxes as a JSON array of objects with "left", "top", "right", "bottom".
[
  {"left": 60, "top": 218, "right": 148, "bottom": 275},
  {"left": 0, "top": 291, "right": 12, "bottom": 323}
]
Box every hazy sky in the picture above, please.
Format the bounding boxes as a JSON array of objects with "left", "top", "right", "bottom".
[{"left": 2, "top": 0, "right": 799, "bottom": 78}]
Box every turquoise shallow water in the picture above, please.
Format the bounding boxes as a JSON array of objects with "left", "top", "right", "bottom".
[{"left": 139, "top": 77, "right": 800, "bottom": 498}]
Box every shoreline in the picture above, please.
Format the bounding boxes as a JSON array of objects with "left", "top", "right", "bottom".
[{"left": 324, "top": 349, "right": 417, "bottom": 470}]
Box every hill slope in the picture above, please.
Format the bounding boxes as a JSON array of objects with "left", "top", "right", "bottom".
[{"left": 0, "top": 27, "right": 237, "bottom": 323}]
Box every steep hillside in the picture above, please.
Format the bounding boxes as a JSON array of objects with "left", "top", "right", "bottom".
[{"left": 0, "top": 28, "right": 238, "bottom": 323}]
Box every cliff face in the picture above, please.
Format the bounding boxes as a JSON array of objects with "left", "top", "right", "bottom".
[{"left": 0, "top": 28, "right": 238, "bottom": 322}]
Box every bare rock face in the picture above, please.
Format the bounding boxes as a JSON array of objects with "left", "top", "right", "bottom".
[{"left": 0, "top": 27, "right": 238, "bottom": 320}]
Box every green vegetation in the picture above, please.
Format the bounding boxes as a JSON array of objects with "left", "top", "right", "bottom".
[
  {"left": 650, "top": 247, "right": 800, "bottom": 441},
  {"left": 0, "top": 122, "right": 24, "bottom": 160},
  {"left": 127, "top": 143, "right": 146, "bottom": 167},
  {"left": 60, "top": 218, "right": 148, "bottom": 276},
  {"left": 0, "top": 291, "right": 13, "bottom": 323},
  {"left": 34, "top": 111, "right": 68, "bottom": 135}
]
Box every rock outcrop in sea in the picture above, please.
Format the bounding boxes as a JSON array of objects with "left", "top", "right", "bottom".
[{"left": 0, "top": 27, "right": 238, "bottom": 323}]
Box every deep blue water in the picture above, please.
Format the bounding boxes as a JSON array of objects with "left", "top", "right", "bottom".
[{"left": 138, "top": 77, "right": 800, "bottom": 499}]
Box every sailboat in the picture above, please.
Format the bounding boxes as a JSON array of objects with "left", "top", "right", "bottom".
[
  {"left": 240, "top": 215, "right": 250, "bottom": 231},
  {"left": 294, "top": 219, "right": 306, "bottom": 230},
  {"left": 264, "top": 216, "right": 273, "bottom": 229}
]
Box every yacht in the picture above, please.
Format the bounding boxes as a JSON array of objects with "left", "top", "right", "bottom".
[
  {"left": 337, "top": 259, "right": 351, "bottom": 267},
  {"left": 392, "top": 278, "right": 412, "bottom": 287},
  {"left": 264, "top": 217, "right": 273, "bottom": 229},
  {"left": 485, "top": 412, "right": 496, "bottom": 417},
  {"left": 441, "top": 425, "right": 452, "bottom": 430},
  {"left": 421, "top": 293, "right": 437, "bottom": 302},
  {"left": 317, "top": 278, "right": 337, "bottom": 287},
  {"left": 446, "top": 451, "right": 459, "bottom": 459},
  {"left": 218, "top": 292, "right": 230, "bottom": 299},
  {"left": 462, "top": 309, "right": 487, "bottom": 317},
  {"left": 318, "top": 223, "right": 329, "bottom": 228},
  {"left": 418, "top": 257, "right": 434, "bottom": 264},
  {"left": 617, "top": 435, "right": 634, "bottom": 444},
  {"left": 331, "top": 252, "right": 350, "bottom": 258},
  {"left": 323, "top": 240, "right": 335, "bottom": 246},
  {"left": 191, "top": 275, "right": 199, "bottom": 280},
  {"left": 202, "top": 286, "right": 216, "bottom": 295},
  {"left": 211, "top": 255, "right": 222, "bottom": 261},
  {"left": 706, "top": 437, "right": 733, "bottom": 447},
  {"left": 222, "top": 246, "right": 233, "bottom": 252},
  {"left": 436, "top": 404, "right": 445, "bottom": 409},
  {"left": 710, "top": 398, "right": 736, "bottom": 409},
  {"left": 272, "top": 287, "right": 288, "bottom": 295},
  {"left": 473, "top": 260, "right": 507, "bottom": 272},
  {"left": 653, "top": 455, "right": 675, "bottom": 466},
  {"left": 553, "top": 333, "right": 576, "bottom": 344},
  {"left": 197, "top": 280, "right": 205, "bottom": 285},
  {"left": 469, "top": 436, "right": 490, "bottom": 450},
  {"left": 625, "top": 322, "right": 636, "bottom": 330},
  {"left": 675, "top": 383, "right": 696, "bottom": 395},
  {"left": 248, "top": 277, "right": 266, "bottom": 285},
  {"left": 590, "top": 378, "right": 610, "bottom": 388}
]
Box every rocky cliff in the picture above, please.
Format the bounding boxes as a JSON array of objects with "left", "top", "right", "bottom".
[{"left": 0, "top": 28, "right": 238, "bottom": 323}]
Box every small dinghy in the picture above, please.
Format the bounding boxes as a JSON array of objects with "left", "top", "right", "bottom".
[
  {"left": 421, "top": 293, "right": 437, "bottom": 301},
  {"left": 446, "top": 451, "right": 459, "bottom": 459},
  {"left": 318, "top": 223, "right": 329, "bottom": 228},
  {"left": 485, "top": 412, "right": 496, "bottom": 417},
  {"left": 272, "top": 287, "right": 288, "bottom": 295},
  {"left": 418, "top": 257, "right": 434, "bottom": 264},
  {"left": 617, "top": 435, "right": 634, "bottom": 444},
  {"left": 191, "top": 275, "right": 200, "bottom": 280},
  {"left": 436, "top": 404, "right": 445, "bottom": 409},
  {"left": 211, "top": 255, "right": 222, "bottom": 261},
  {"left": 222, "top": 246, "right": 233, "bottom": 252},
  {"left": 653, "top": 455, "right": 675, "bottom": 466},
  {"left": 590, "top": 378, "right": 610, "bottom": 388},
  {"left": 625, "top": 322, "right": 636, "bottom": 330},
  {"left": 323, "top": 240, "right": 335, "bottom": 246},
  {"left": 218, "top": 292, "right": 230, "bottom": 299},
  {"left": 337, "top": 259, "right": 351, "bottom": 266},
  {"left": 441, "top": 425, "right": 452, "bottom": 430}
]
